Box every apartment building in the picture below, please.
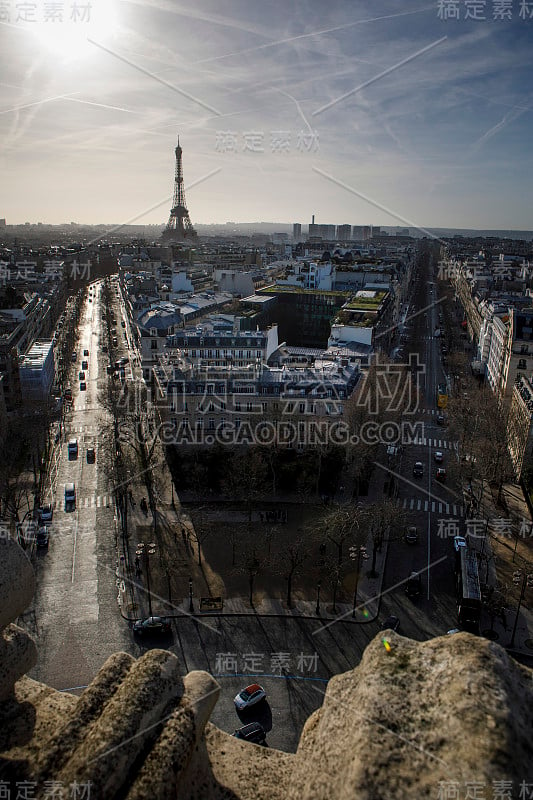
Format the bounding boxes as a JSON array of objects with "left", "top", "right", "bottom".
[
  {"left": 135, "top": 294, "right": 233, "bottom": 380},
  {"left": 507, "top": 374, "right": 533, "bottom": 478},
  {"left": 328, "top": 289, "right": 393, "bottom": 350},
  {"left": 18, "top": 339, "right": 55, "bottom": 400},
  {"left": 153, "top": 351, "right": 361, "bottom": 449}
]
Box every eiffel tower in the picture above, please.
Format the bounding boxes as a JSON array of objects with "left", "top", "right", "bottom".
[{"left": 162, "top": 137, "right": 197, "bottom": 243}]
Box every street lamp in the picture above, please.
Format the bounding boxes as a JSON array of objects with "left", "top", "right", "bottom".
[
  {"left": 349, "top": 544, "right": 368, "bottom": 618},
  {"left": 315, "top": 581, "right": 322, "bottom": 616},
  {"left": 188, "top": 576, "right": 194, "bottom": 613},
  {"left": 136, "top": 541, "right": 157, "bottom": 617},
  {"left": 509, "top": 568, "right": 533, "bottom": 649}
]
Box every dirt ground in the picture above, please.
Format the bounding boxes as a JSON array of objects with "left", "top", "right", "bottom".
[{"left": 178, "top": 501, "right": 360, "bottom": 607}]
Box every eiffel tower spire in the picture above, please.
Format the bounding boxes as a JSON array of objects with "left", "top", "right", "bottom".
[{"left": 162, "top": 137, "right": 197, "bottom": 243}]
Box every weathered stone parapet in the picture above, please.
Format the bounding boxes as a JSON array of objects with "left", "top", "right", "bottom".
[{"left": 0, "top": 535, "right": 37, "bottom": 702}]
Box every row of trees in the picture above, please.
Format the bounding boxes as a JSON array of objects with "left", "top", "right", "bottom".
[{"left": 187, "top": 497, "right": 405, "bottom": 609}]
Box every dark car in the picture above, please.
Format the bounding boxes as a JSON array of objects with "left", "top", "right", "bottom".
[
  {"left": 404, "top": 526, "right": 419, "bottom": 545},
  {"left": 381, "top": 615, "right": 400, "bottom": 632},
  {"left": 36, "top": 527, "right": 49, "bottom": 548},
  {"left": 413, "top": 461, "right": 424, "bottom": 478},
  {"left": 132, "top": 616, "right": 171, "bottom": 636},
  {"left": 232, "top": 722, "right": 267, "bottom": 745},
  {"left": 406, "top": 571, "right": 422, "bottom": 599}
]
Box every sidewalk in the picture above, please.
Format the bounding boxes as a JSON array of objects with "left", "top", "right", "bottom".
[{"left": 471, "top": 481, "right": 533, "bottom": 656}]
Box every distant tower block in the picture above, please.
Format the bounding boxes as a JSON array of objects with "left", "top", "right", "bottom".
[{"left": 162, "top": 137, "right": 197, "bottom": 243}]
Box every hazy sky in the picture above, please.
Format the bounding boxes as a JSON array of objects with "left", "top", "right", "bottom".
[{"left": 1, "top": 0, "right": 532, "bottom": 228}]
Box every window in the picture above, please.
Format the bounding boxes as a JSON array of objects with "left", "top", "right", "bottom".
[
  {"left": 518, "top": 359, "right": 527, "bottom": 370},
  {"left": 299, "top": 402, "right": 305, "bottom": 414},
  {"left": 150, "top": 328, "right": 158, "bottom": 337},
  {"left": 208, "top": 418, "right": 215, "bottom": 430},
  {"left": 150, "top": 340, "right": 158, "bottom": 350},
  {"left": 235, "top": 401, "right": 241, "bottom": 411}
]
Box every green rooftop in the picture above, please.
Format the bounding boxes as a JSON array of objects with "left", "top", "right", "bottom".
[{"left": 259, "top": 284, "right": 352, "bottom": 298}]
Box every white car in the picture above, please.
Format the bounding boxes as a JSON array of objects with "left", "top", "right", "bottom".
[
  {"left": 434, "top": 451, "right": 444, "bottom": 463},
  {"left": 234, "top": 684, "right": 266, "bottom": 711}
]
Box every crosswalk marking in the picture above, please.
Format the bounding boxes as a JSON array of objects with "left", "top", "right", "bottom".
[
  {"left": 402, "top": 498, "right": 464, "bottom": 516},
  {"left": 408, "top": 438, "right": 457, "bottom": 450},
  {"left": 53, "top": 495, "right": 113, "bottom": 510}
]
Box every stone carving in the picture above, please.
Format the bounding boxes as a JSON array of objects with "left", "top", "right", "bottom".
[{"left": 1, "top": 536, "right": 532, "bottom": 799}]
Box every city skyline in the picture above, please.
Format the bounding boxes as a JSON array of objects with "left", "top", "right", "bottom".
[{"left": 1, "top": 0, "right": 532, "bottom": 228}]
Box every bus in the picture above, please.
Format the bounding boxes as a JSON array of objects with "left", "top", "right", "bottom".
[
  {"left": 455, "top": 546, "right": 481, "bottom": 634},
  {"left": 437, "top": 381, "right": 448, "bottom": 409}
]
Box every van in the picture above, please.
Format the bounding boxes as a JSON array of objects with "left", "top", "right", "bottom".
[
  {"left": 65, "top": 482, "right": 76, "bottom": 509},
  {"left": 68, "top": 439, "right": 78, "bottom": 458},
  {"left": 64, "top": 386, "right": 72, "bottom": 402}
]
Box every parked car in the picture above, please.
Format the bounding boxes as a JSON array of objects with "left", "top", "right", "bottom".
[
  {"left": 413, "top": 462, "right": 424, "bottom": 477},
  {"left": 64, "top": 482, "right": 76, "bottom": 510},
  {"left": 83, "top": 349, "right": 89, "bottom": 356},
  {"left": 232, "top": 722, "right": 267, "bottom": 745},
  {"left": 38, "top": 504, "right": 53, "bottom": 523},
  {"left": 132, "top": 616, "right": 171, "bottom": 636},
  {"left": 434, "top": 451, "right": 444, "bottom": 463},
  {"left": 36, "top": 526, "right": 49, "bottom": 548},
  {"left": 406, "top": 572, "right": 422, "bottom": 599},
  {"left": 71, "top": 351, "right": 77, "bottom": 362},
  {"left": 86, "top": 447, "right": 96, "bottom": 463},
  {"left": 234, "top": 684, "right": 266, "bottom": 711},
  {"left": 404, "top": 526, "right": 419, "bottom": 545},
  {"left": 381, "top": 615, "right": 400, "bottom": 632},
  {"left": 68, "top": 439, "right": 78, "bottom": 458},
  {"left": 78, "top": 371, "right": 85, "bottom": 381},
  {"left": 81, "top": 360, "right": 88, "bottom": 370},
  {"left": 80, "top": 381, "right": 87, "bottom": 391},
  {"left": 436, "top": 467, "right": 446, "bottom": 482},
  {"left": 112, "top": 337, "right": 118, "bottom": 347}
]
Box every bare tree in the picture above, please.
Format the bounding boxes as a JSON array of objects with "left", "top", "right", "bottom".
[
  {"left": 282, "top": 538, "right": 307, "bottom": 609},
  {"left": 362, "top": 499, "right": 405, "bottom": 577},
  {"left": 315, "top": 504, "right": 364, "bottom": 566}
]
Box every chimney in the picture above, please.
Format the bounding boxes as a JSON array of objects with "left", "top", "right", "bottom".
[{"left": 312, "top": 215, "right": 315, "bottom": 224}]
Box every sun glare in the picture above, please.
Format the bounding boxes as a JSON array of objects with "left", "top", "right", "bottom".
[{"left": 30, "top": 1, "right": 119, "bottom": 62}]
